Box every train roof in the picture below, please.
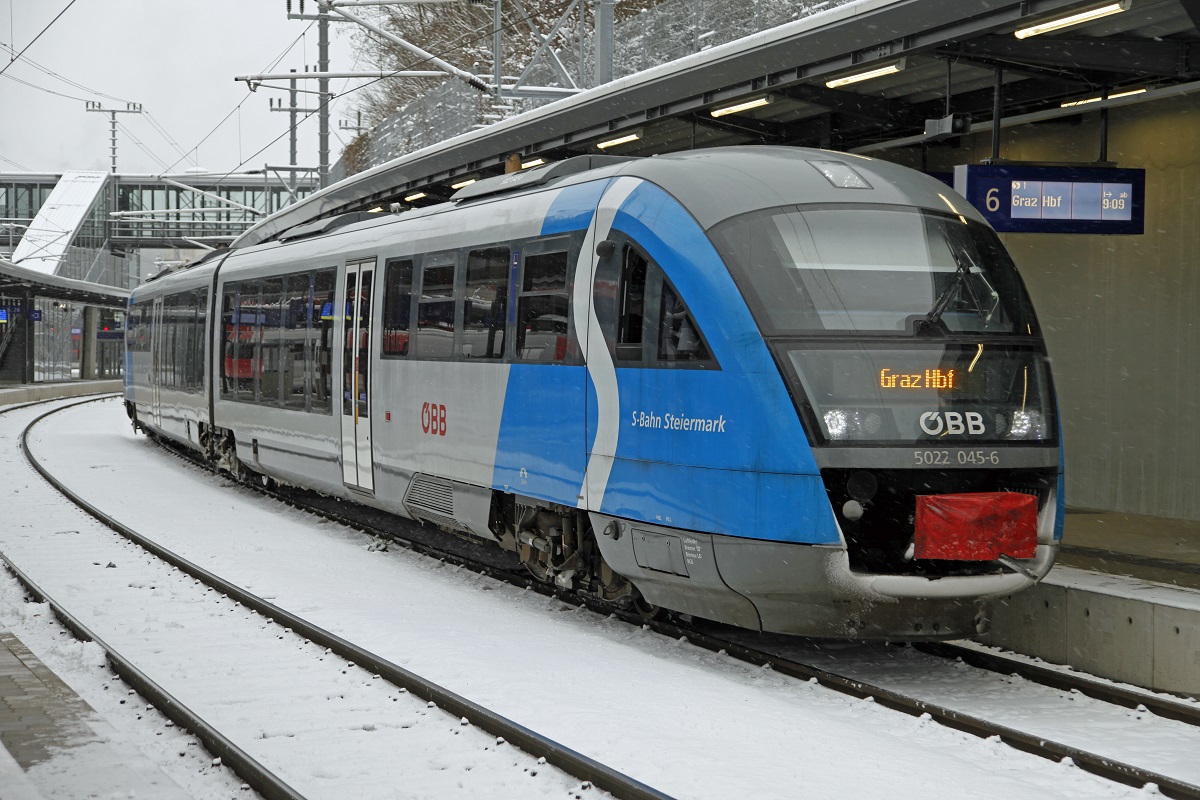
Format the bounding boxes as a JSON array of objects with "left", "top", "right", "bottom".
[
  {"left": 247, "top": 146, "right": 984, "bottom": 252},
  {"left": 607, "top": 147, "right": 987, "bottom": 230}
]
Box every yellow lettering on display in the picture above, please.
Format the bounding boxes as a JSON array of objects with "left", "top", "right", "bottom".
[{"left": 879, "top": 368, "right": 957, "bottom": 390}]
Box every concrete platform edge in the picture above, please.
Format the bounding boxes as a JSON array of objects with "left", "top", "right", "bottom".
[
  {"left": 983, "top": 567, "right": 1200, "bottom": 697},
  {"left": 0, "top": 381, "right": 123, "bottom": 408}
]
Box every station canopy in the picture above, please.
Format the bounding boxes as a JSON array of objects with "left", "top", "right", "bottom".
[
  {"left": 0, "top": 257, "right": 130, "bottom": 308},
  {"left": 236, "top": 0, "right": 1200, "bottom": 248}
]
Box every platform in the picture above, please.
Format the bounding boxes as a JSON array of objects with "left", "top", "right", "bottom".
[
  {"left": 986, "top": 508, "right": 1200, "bottom": 698},
  {"left": 0, "top": 630, "right": 188, "bottom": 800},
  {"left": 1058, "top": 509, "right": 1200, "bottom": 591},
  {"left": 0, "top": 380, "right": 123, "bottom": 408}
]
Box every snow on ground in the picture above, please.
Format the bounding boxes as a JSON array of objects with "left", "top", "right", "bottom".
[
  {"left": 0, "top": 575, "right": 254, "bottom": 800},
  {"left": 0, "top": 396, "right": 1157, "bottom": 798},
  {"left": 762, "top": 637, "right": 1200, "bottom": 783}
]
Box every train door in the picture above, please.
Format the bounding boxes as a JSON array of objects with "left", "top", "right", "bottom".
[
  {"left": 340, "top": 258, "right": 376, "bottom": 492},
  {"left": 150, "top": 296, "right": 164, "bottom": 428}
]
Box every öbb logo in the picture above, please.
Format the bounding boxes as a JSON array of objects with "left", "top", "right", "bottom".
[
  {"left": 421, "top": 402, "right": 447, "bottom": 436},
  {"left": 919, "top": 411, "right": 984, "bottom": 436}
]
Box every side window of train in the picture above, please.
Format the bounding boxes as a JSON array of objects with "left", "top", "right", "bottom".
[
  {"left": 381, "top": 259, "right": 413, "bottom": 359},
  {"left": 257, "top": 277, "right": 285, "bottom": 406},
  {"left": 616, "top": 244, "right": 648, "bottom": 363},
  {"left": 516, "top": 238, "right": 573, "bottom": 364},
  {"left": 220, "top": 285, "right": 237, "bottom": 399},
  {"left": 414, "top": 254, "right": 457, "bottom": 360},
  {"left": 194, "top": 288, "right": 208, "bottom": 393},
  {"left": 311, "top": 268, "right": 336, "bottom": 414},
  {"left": 461, "top": 247, "right": 509, "bottom": 360},
  {"left": 656, "top": 278, "right": 714, "bottom": 365},
  {"left": 594, "top": 237, "right": 716, "bottom": 369},
  {"left": 283, "top": 273, "right": 311, "bottom": 410}
]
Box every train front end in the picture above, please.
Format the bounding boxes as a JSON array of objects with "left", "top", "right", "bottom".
[{"left": 700, "top": 155, "right": 1061, "bottom": 639}]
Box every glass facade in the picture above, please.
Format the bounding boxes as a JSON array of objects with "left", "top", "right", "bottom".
[
  {"left": 112, "top": 180, "right": 314, "bottom": 242},
  {"left": 2, "top": 170, "right": 311, "bottom": 383}
]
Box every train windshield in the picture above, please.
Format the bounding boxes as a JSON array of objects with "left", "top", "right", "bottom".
[
  {"left": 781, "top": 343, "right": 1056, "bottom": 445},
  {"left": 709, "top": 205, "right": 1039, "bottom": 336}
]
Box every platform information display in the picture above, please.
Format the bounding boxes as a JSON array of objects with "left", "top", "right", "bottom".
[{"left": 953, "top": 164, "right": 1145, "bottom": 234}]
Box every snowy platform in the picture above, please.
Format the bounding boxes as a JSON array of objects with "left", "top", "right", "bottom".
[
  {"left": 0, "top": 380, "right": 123, "bottom": 408},
  {"left": 0, "top": 630, "right": 189, "bottom": 800}
]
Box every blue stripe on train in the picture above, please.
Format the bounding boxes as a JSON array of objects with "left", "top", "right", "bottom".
[{"left": 540, "top": 180, "right": 611, "bottom": 236}]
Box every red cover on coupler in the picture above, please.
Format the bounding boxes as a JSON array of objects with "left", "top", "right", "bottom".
[{"left": 913, "top": 492, "right": 1038, "bottom": 560}]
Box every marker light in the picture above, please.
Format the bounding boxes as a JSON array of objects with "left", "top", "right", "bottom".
[
  {"left": 824, "top": 62, "right": 903, "bottom": 89},
  {"left": 403, "top": 192, "right": 426, "bottom": 202},
  {"left": 597, "top": 132, "right": 640, "bottom": 149},
  {"left": 450, "top": 179, "right": 476, "bottom": 190},
  {"left": 1060, "top": 88, "right": 1146, "bottom": 108},
  {"left": 1014, "top": 2, "right": 1128, "bottom": 39},
  {"left": 710, "top": 96, "right": 771, "bottom": 117},
  {"left": 520, "top": 158, "right": 545, "bottom": 169}
]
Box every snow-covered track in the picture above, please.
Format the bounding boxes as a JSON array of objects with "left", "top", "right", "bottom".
[
  {"left": 0, "top": 554, "right": 306, "bottom": 800},
  {"left": 19, "top": 399, "right": 672, "bottom": 800},
  {"left": 918, "top": 641, "right": 1200, "bottom": 724},
  {"left": 116, "top": 398, "right": 1200, "bottom": 800},
  {"left": 35, "top": 396, "right": 1200, "bottom": 798},
  {"left": 649, "top": 621, "right": 1200, "bottom": 799}
]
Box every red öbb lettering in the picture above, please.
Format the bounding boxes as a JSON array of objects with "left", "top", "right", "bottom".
[{"left": 420, "top": 402, "right": 447, "bottom": 436}]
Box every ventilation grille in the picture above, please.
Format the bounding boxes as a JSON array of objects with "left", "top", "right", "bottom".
[{"left": 405, "top": 475, "right": 463, "bottom": 530}]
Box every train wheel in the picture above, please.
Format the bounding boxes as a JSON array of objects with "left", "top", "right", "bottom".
[{"left": 632, "top": 593, "right": 664, "bottom": 622}]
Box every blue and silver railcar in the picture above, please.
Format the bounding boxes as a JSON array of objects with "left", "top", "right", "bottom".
[{"left": 126, "top": 147, "right": 1062, "bottom": 639}]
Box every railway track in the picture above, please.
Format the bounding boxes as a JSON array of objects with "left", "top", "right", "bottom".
[
  {"left": 5, "top": 396, "right": 655, "bottom": 800},
  {"left": 14, "top": 394, "right": 1200, "bottom": 799}
]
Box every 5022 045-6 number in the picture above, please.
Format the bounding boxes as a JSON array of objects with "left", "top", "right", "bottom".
[{"left": 914, "top": 449, "right": 1000, "bottom": 467}]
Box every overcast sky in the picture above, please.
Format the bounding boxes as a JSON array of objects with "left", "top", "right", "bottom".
[{"left": 0, "top": 1, "right": 361, "bottom": 176}]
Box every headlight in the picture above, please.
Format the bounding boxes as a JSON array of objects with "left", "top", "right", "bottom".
[
  {"left": 1006, "top": 409, "right": 1046, "bottom": 440},
  {"left": 822, "top": 408, "right": 882, "bottom": 440}
]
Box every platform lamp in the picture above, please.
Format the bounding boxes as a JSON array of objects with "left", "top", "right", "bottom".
[{"left": 1014, "top": 1, "right": 1131, "bottom": 38}]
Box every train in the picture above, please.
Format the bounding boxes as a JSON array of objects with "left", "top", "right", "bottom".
[{"left": 124, "top": 146, "right": 1063, "bottom": 640}]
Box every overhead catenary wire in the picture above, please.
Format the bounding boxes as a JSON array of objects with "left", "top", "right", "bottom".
[
  {"left": 0, "top": 40, "right": 134, "bottom": 104},
  {"left": 0, "top": 154, "right": 34, "bottom": 172},
  {"left": 211, "top": 0, "right": 579, "bottom": 186},
  {"left": 1, "top": 40, "right": 193, "bottom": 171},
  {"left": 157, "top": 21, "right": 318, "bottom": 178},
  {"left": 0, "top": 0, "right": 79, "bottom": 78},
  {"left": 116, "top": 121, "right": 172, "bottom": 172}
]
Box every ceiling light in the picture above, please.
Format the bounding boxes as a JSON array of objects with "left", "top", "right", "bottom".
[
  {"left": 403, "top": 192, "right": 426, "bottom": 202},
  {"left": 597, "top": 132, "right": 640, "bottom": 149},
  {"left": 710, "top": 96, "right": 771, "bottom": 118},
  {"left": 1014, "top": 2, "right": 1128, "bottom": 39},
  {"left": 367, "top": 206, "right": 384, "bottom": 213},
  {"left": 1060, "top": 87, "right": 1146, "bottom": 108},
  {"left": 824, "top": 62, "right": 904, "bottom": 89},
  {"left": 450, "top": 179, "right": 476, "bottom": 190},
  {"left": 520, "top": 158, "right": 545, "bottom": 169}
]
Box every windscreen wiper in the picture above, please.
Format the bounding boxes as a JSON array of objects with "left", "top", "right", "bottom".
[{"left": 916, "top": 233, "right": 989, "bottom": 333}]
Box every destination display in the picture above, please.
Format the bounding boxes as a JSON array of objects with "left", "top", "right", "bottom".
[
  {"left": 878, "top": 368, "right": 959, "bottom": 390},
  {"left": 953, "top": 164, "right": 1145, "bottom": 234}
]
